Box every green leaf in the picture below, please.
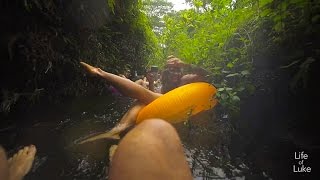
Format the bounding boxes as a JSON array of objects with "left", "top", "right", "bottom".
[
  {"left": 280, "top": 60, "right": 301, "bottom": 69},
  {"left": 274, "top": 22, "right": 282, "bottom": 32},
  {"left": 108, "top": 0, "right": 115, "bottom": 14},
  {"left": 212, "top": 67, "right": 222, "bottom": 70},
  {"left": 261, "top": 9, "right": 272, "bottom": 17},
  {"left": 227, "top": 62, "right": 234, "bottom": 68},
  {"left": 273, "top": 15, "right": 282, "bottom": 23},
  {"left": 247, "top": 84, "right": 256, "bottom": 94},
  {"left": 226, "top": 73, "right": 240, "bottom": 77},
  {"left": 194, "top": 0, "right": 203, "bottom": 8},
  {"left": 221, "top": 93, "right": 228, "bottom": 100},
  {"left": 232, "top": 96, "right": 240, "bottom": 102},
  {"left": 237, "top": 87, "right": 245, "bottom": 92},
  {"left": 260, "top": 0, "right": 273, "bottom": 7},
  {"left": 241, "top": 70, "right": 250, "bottom": 75},
  {"left": 24, "top": 0, "right": 31, "bottom": 11},
  {"left": 232, "top": 58, "right": 239, "bottom": 63}
]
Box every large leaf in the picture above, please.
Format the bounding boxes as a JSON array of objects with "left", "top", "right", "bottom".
[{"left": 226, "top": 73, "right": 240, "bottom": 77}]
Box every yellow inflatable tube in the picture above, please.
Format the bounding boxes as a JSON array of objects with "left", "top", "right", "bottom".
[
  {"left": 76, "top": 82, "right": 218, "bottom": 144},
  {"left": 136, "top": 82, "right": 218, "bottom": 124}
]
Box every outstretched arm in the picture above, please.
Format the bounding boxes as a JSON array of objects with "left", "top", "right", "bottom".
[{"left": 80, "top": 62, "right": 162, "bottom": 104}]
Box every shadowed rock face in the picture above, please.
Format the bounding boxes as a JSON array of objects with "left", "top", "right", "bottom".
[
  {"left": 0, "top": 0, "right": 148, "bottom": 123},
  {"left": 233, "top": 51, "right": 320, "bottom": 179},
  {"left": 64, "top": 0, "right": 112, "bottom": 32}
]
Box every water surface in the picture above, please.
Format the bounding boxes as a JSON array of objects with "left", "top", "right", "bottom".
[{"left": 2, "top": 95, "right": 268, "bottom": 179}]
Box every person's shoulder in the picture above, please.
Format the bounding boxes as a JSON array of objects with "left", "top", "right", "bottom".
[
  {"left": 180, "top": 74, "right": 206, "bottom": 85},
  {"left": 187, "top": 64, "right": 211, "bottom": 76}
]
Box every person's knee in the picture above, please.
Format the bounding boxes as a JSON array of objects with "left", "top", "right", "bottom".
[
  {"left": 136, "top": 119, "right": 179, "bottom": 140},
  {"left": 116, "top": 118, "right": 181, "bottom": 152},
  {"left": 139, "top": 118, "right": 170, "bottom": 126},
  {"left": 110, "top": 119, "right": 191, "bottom": 180},
  {"left": 138, "top": 119, "right": 173, "bottom": 131}
]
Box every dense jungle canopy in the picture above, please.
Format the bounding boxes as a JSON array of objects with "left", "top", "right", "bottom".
[{"left": 0, "top": 0, "right": 319, "bottom": 179}]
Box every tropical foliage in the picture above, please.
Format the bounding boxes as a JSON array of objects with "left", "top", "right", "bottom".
[
  {"left": 148, "top": 0, "right": 319, "bottom": 115},
  {"left": 1, "top": 0, "right": 318, "bottom": 118},
  {"left": 0, "top": 0, "right": 160, "bottom": 114}
]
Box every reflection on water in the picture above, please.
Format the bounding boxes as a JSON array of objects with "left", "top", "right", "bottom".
[{"left": 2, "top": 96, "right": 269, "bottom": 179}]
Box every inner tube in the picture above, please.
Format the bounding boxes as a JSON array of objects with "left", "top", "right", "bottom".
[{"left": 136, "top": 82, "right": 218, "bottom": 124}]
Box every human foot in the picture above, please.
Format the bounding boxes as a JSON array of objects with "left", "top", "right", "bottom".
[
  {"left": 8, "top": 145, "right": 37, "bottom": 180},
  {"left": 80, "top": 62, "right": 101, "bottom": 76}
]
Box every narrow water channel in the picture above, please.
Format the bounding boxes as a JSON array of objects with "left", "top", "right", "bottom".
[{"left": 1, "top": 95, "right": 269, "bottom": 180}]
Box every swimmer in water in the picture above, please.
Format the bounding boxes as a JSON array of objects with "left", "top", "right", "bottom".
[
  {"left": 0, "top": 145, "right": 37, "bottom": 180},
  {"left": 78, "top": 56, "right": 211, "bottom": 144}
]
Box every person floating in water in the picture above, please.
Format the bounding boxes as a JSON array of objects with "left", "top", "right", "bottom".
[
  {"left": 108, "top": 65, "right": 159, "bottom": 96},
  {"left": 158, "top": 55, "right": 210, "bottom": 93},
  {"left": 108, "top": 67, "right": 134, "bottom": 96},
  {"left": 0, "top": 145, "right": 37, "bottom": 180},
  {"left": 77, "top": 56, "right": 212, "bottom": 144}
]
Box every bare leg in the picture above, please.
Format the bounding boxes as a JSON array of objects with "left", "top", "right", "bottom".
[
  {"left": 78, "top": 102, "right": 145, "bottom": 144},
  {"left": 80, "top": 62, "right": 162, "bottom": 104},
  {"left": 109, "top": 119, "right": 192, "bottom": 180},
  {"left": 0, "top": 146, "right": 9, "bottom": 180},
  {"left": 0, "top": 145, "right": 37, "bottom": 180}
]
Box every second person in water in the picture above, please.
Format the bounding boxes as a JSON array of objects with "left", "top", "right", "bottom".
[{"left": 78, "top": 55, "right": 211, "bottom": 144}]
